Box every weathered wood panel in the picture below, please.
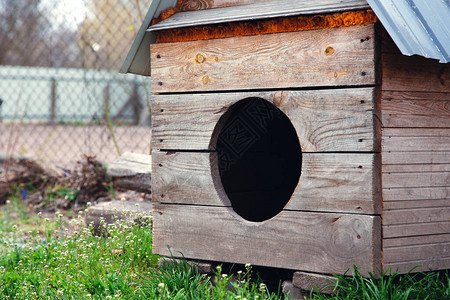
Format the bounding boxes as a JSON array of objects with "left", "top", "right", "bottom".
[
  {"left": 382, "top": 129, "right": 450, "bottom": 152},
  {"left": 382, "top": 97, "right": 450, "bottom": 128},
  {"left": 383, "top": 257, "right": 450, "bottom": 274},
  {"left": 383, "top": 222, "right": 450, "bottom": 238},
  {"left": 383, "top": 172, "right": 450, "bottom": 188},
  {"left": 382, "top": 152, "right": 450, "bottom": 165},
  {"left": 181, "top": 0, "right": 270, "bottom": 11},
  {"left": 152, "top": 151, "right": 381, "bottom": 214},
  {"left": 152, "top": 88, "right": 379, "bottom": 151},
  {"left": 383, "top": 243, "right": 450, "bottom": 265},
  {"left": 383, "top": 164, "right": 450, "bottom": 173},
  {"left": 383, "top": 233, "right": 450, "bottom": 248},
  {"left": 382, "top": 53, "right": 450, "bottom": 93},
  {"left": 383, "top": 199, "right": 450, "bottom": 210},
  {"left": 153, "top": 203, "right": 381, "bottom": 275},
  {"left": 151, "top": 24, "right": 375, "bottom": 93},
  {"left": 383, "top": 207, "right": 450, "bottom": 225},
  {"left": 383, "top": 187, "right": 449, "bottom": 201}
]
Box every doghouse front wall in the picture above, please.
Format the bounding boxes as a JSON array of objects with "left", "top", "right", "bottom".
[
  {"left": 151, "top": 24, "right": 381, "bottom": 275},
  {"left": 151, "top": 24, "right": 376, "bottom": 93},
  {"left": 380, "top": 31, "right": 450, "bottom": 273}
]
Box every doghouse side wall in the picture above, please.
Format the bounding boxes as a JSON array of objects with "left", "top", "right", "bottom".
[
  {"left": 151, "top": 24, "right": 382, "bottom": 276},
  {"left": 381, "top": 30, "right": 450, "bottom": 273}
]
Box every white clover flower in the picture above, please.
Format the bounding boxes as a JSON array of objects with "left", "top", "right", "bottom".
[{"left": 158, "top": 282, "right": 165, "bottom": 292}]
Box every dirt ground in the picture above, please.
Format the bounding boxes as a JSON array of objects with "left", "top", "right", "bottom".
[{"left": 0, "top": 124, "right": 151, "bottom": 172}]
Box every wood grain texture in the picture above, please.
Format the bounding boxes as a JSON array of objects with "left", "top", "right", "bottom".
[
  {"left": 152, "top": 151, "right": 381, "bottom": 214},
  {"left": 383, "top": 199, "right": 450, "bottom": 210},
  {"left": 383, "top": 207, "right": 450, "bottom": 225},
  {"left": 382, "top": 98, "right": 450, "bottom": 128},
  {"left": 383, "top": 164, "right": 450, "bottom": 173},
  {"left": 152, "top": 88, "right": 379, "bottom": 152},
  {"left": 382, "top": 129, "right": 450, "bottom": 152},
  {"left": 383, "top": 243, "right": 450, "bottom": 264},
  {"left": 180, "top": 0, "right": 270, "bottom": 11},
  {"left": 152, "top": 203, "right": 381, "bottom": 275},
  {"left": 151, "top": 24, "right": 375, "bottom": 93},
  {"left": 383, "top": 222, "right": 450, "bottom": 238},
  {"left": 292, "top": 272, "right": 337, "bottom": 294},
  {"left": 382, "top": 53, "right": 450, "bottom": 93},
  {"left": 383, "top": 172, "right": 449, "bottom": 188},
  {"left": 107, "top": 152, "right": 152, "bottom": 193},
  {"left": 383, "top": 233, "right": 450, "bottom": 248},
  {"left": 382, "top": 152, "right": 450, "bottom": 165},
  {"left": 383, "top": 187, "right": 449, "bottom": 201},
  {"left": 383, "top": 258, "right": 450, "bottom": 274}
]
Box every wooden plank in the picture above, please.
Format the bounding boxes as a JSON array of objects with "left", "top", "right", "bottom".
[
  {"left": 383, "top": 137, "right": 450, "bottom": 152},
  {"left": 181, "top": 0, "right": 271, "bottom": 11},
  {"left": 383, "top": 172, "right": 449, "bottom": 188},
  {"left": 382, "top": 128, "right": 449, "bottom": 137},
  {"left": 382, "top": 90, "right": 450, "bottom": 102},
  {"left": 292, "top": 272, "right": 337, "bottom": 294},
  {"left": 383, "top": 199, "right": 450, "bottom": 210},
  {"left": 383, "top": 164, "right": 450, "bottom": 173},
  {"left": 151, "top": 25, "right": 375, "bottom": 92},
  {"left": 382, "top": 53, "right": 450, "bottom": 93},
  {"left": 382, "top": 129, "right": 450, "bottom": 153},
  {"left": 383, "top": 221, "right": 450, "bottom": 238},
  {"left": 383, "top": 258, "right": 450, "bottom": 274},
  {"left": 382, "top": 98, "right": 450, "bottom": 128},
  {"left": 383, "top": 187, "right": 449, "bottom": 201},
  {"left": 153, "top": 203, "right": 381, "bottom": 275},
  {"left": 152, "top": 88, "right": 379, "bottom": 151},
  {"left": 154, "top": 0, "right": 371, "bottom": 30},
  {"left": 382, "top": 152, "right": 450, "bottom": 165},
  {"left": 152, "top": 151, "right": 381, "bottom": 214},
  {"left": 383, "top": 207, "right": 450, "bottom": 225},
  {"left": 383, "top": 233, "right": 450, "bottom": 248},
  {"left": 107, "top": 152, "right": 152, "bottom": 193},
  {"left": 383, "top": 243, "right": 450, "bottom": 264}
]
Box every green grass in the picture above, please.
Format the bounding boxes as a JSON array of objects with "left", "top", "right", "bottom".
[
  {"left": 308, "top": 266, "right": 449, "bottom": 300},
  {"left": 0, "top": 196, "right": 448, "bottom": 299}
]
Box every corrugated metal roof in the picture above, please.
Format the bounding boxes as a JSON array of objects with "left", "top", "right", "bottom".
[
  {"left": 149, "top": 0, "right": 370, "bottom": 31},
  {"left": 120, "top": 0, "right": 449, "bottom": 76},
  {"left": 119, "top": 0, "right": 178, "bottom": 76},
  {"left": 366, "top": 0, "right": 450, "bottom": 63}
]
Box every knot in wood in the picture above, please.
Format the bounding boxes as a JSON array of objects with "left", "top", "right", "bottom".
[
  {"left": 325, "top": 46, "right": 335, "bottom": 56},
  {"left": 195, "top": 53, "right": 206, "bottom": 64},
  {"left": 201, "top": 74, "right": 210, "bottom": 85}
]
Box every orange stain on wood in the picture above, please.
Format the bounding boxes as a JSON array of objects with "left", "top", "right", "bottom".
[
  {"left": 155, "top": 9, "right": 377, "bottom": 43},
  {"left": 151, "top": 0, "right": 184, "bottom": 26}
]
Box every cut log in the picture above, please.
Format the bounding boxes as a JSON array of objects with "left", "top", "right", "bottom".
[{"left": 107, "top": 152, "right": 152, "bottom": 193}]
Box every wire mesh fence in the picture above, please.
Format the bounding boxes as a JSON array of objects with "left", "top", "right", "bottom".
[{"left": 0, "top": 0, "right": 152, "bottom": 171}]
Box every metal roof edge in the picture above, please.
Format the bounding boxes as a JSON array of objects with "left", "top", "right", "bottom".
[
  {"left": 366, "top": 0, "right": 450, "bottom": 63},
  {"left": 119, "top": 0, "right": 179, "bottom": 75},
  {"left": 148, "top": 0, "right": 371, "bottom": 31}
]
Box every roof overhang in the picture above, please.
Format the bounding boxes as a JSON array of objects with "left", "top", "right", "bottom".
[
  {"left": 120, "top": 0, "right": 449, "bottom": 76},
  {"left": 119, "top": 0, "right": 179, "bottom": 76},
  {"left": 366, "top": 0, "right": 449, "bottom": 63},
  {"left": 120, "top": 0, "right": 371, "bottom": 76}
]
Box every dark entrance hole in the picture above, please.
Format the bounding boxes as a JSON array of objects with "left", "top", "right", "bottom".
[{"left": 214, "top": 97, "right": 302, "bottom": 222}]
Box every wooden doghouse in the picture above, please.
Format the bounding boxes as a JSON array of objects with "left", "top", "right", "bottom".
[{"left": 121, "top": 0, "right": 449, "bottom": 276}]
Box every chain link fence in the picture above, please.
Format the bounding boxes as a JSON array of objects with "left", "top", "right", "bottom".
[{"left": 0, "top": 0, "right": 152, "bottom": 171}]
